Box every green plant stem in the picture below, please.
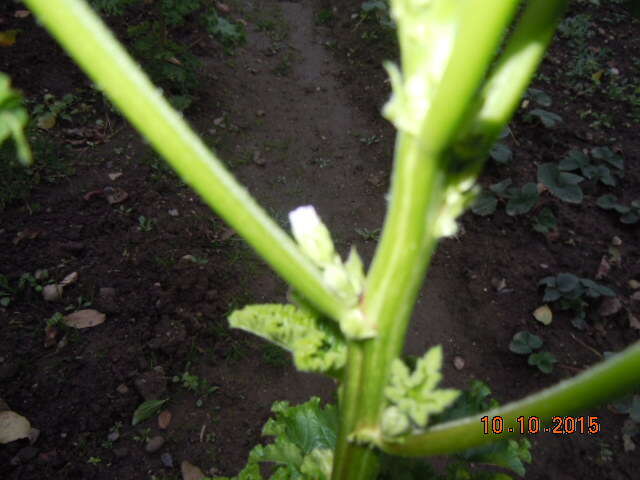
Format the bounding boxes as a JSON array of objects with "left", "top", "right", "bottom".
[
  {"left": 332, "top": 3, "right": 564, "bottom": 479},
  {"left": 380, "top": 340, "right": 640, "bottom": 456},
  {"left": 462, "top": 0, "right": 569, "bottom": 148},
  {"left": 24, "top": 0, "right": 347, "bottom": 322}
]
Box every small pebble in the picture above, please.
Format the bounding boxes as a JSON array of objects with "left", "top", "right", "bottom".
[
  {"left": 160, "top": 452, "right": 174, "bottom": 468},
  {"left": 145, "top": 435, "right": 165, "bottom": 453}
]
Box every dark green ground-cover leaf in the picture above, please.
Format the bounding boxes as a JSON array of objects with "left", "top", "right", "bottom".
[
  {"left": 526, "top": 108, "right": 563, "bottom": 128},
  {"left": 509, "top": 331, "right": 543, "bottom": 355},
  {"left": 532, "top": 207, "right": 557, "bottom": 233},
  {"left": 537, "top": 163, "right": 584, "bottom": 204},
  {"left": 472, "top": 180, "right": 538, "bottom": 217},
  {"left": 596, "top": 195, "right": 640, "bottom": 224},
  {"left": 472, "top": 191, "right": 498, "bottom": 216},
  {"left": 505, "top": 183, "right": 538, "bottom": 216},
  {"left": 528, "top": 352, "right": 557, "bottom": 374},
  {"left": 489, "top": 142, "right": 513, "bottom": 165}
]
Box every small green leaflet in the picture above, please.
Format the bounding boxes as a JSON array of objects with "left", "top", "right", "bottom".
[
  {"left": 228, "top": 304, "right": 346, "bottom": 376},
  {"left": 131, "top": 398, "right": 167, "bottom": 426},
  {"left": 383, "top": 346, "right": 459, "bottom": 433}
]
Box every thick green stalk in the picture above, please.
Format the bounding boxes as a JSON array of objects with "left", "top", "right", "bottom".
[
  {"left": 461, "top": 0, "right": 569, "bottom": 148},
  {"left": 332, "top": 132, "right": 444, "bottom": 480},
  {"left": 380, "top": 340, "right": 640, "bottom": 456},
  {"left": 24, "top": 0, "right": 347, "bottom": 322},
  {"left": 332, "top": 2, "right": 564, "bottom": 479}
]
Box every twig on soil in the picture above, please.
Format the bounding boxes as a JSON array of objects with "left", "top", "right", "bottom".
[{"left": 571, "top": 333, "right": 604, "bottom": 359}]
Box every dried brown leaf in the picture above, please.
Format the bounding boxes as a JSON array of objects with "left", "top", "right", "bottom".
[
  {"left": 0, "top": 411, "right": 31, "bottom": 444},
  {"left": 63, "top": 309, "right": 106, "bottom": 329},
  {"left": 181, "top": 460, "right": 206, "bottom": 480}
]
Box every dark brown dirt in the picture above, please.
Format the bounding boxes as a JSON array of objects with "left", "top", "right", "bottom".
[{"left": 1, "top": 1, "right": 639, "bottom": 479}]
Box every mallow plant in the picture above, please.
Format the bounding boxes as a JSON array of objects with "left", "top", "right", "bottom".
[{"left": 14, "top": 0, "right": 640, "bottom": 479}]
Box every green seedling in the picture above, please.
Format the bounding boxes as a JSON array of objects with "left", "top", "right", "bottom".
[
  {"left": 203, "top": 10, "right": 246, "bottom": 51},
  {"left": 138, "top": 215, "right": 154, "bottom": 232},
  {"left": 509, "top": 331, "right": 556, "bottom": 374},
  {"left": 596, "top": 195, "right": 640, "bottom": 224},
  {"left": 531, "top": 207, "right": 557, "bottom": 234},
  {"left": 46, "top": 312, "right": 65, "bottom": 328},
  {"left": 133, "top": 427, "right": 152, "bottom": 443},
  {"left": 539, "top": 273, "right": 615, "bottom": 329},
  {"left": 472, "top": 178, "right": 539, "bottom": 217},
  {"left": 31, "top": 92, "right": 78, "bottom": 130},
  {"left": 18, "top": 269, "right": 51, "bottom": 293},
  {"left": 355, "top": 227, "right": 381, "bottom": 242},
  {"left": 21, "top": 1, "right": 640, "bottom": 479},
  {"left": 173, "top": 371, "right": 218, "bottom": 397}
]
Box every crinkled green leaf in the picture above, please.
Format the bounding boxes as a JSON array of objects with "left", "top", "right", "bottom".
[
  {"left": 229, "top": 304, "right": 346, "bottom": 376},
  {"left": 237, "top": 398, "right": 337, "bottom": 480},
  {"left": 263, "top": 398, "right": 338, "bottom": 453},
  {"left": 460, "top": 439, "right": 532, "bottom": 477},
  {"left": 384, "top": 346, "right": 460, "bottom": 429},
  {"left": 131, "top": 398, "right": 167, "bottom": 426},
  {"left": 300, "top": 448, "right": 333, "bottom": 479}
]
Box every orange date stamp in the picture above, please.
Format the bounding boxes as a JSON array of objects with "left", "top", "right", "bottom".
[{"left": 481, "top": 415, "right": 601, "bottom": 435}]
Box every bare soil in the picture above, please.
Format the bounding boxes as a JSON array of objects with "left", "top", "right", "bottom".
[{"left": 1, "top": 1, "right": 639, "bottom": 479}]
